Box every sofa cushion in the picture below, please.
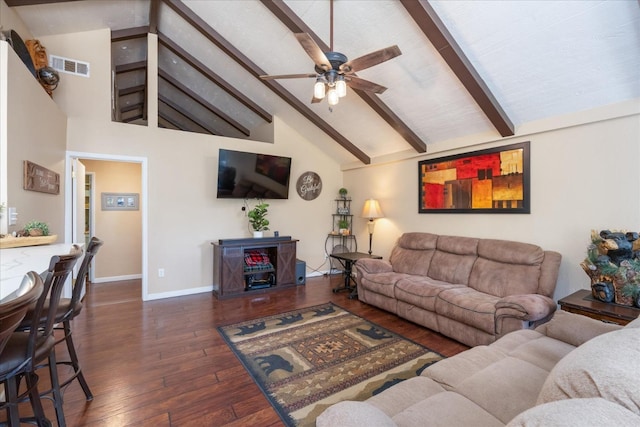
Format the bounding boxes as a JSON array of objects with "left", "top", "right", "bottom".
[
  {"left": 427, "top": 235, "right": 478, "bottom": 284},
  {"left": 366, "top": 376, "right": 447, "bottom": 417},
  {"left": 395, "top": 276, "right": 465, "bottom": 311},
  {"left": 455, "top": 357, "right": 550, "bottom": 424},
  {"left": 389, "top": 233, "right": 438, "bottom": 276},
  {"left": 537, "top": 327, "right": 640, "bottom": 415},
  {"left": 422, "top": 345, "right": 508, "bottom": 390},
  {"left": 316, "top": 401, "right": 397, "bottom": 427},
  {"left": 507, "top": 398, "right": 640, "bottom": 427},
  {"left": 468, "top": 257, "right": 542, "bottom": 298},
  {"left": 504, "top": 335, "right": 575, "bottom": 373},
  {"left": 359, "top": 272, "right": 411, "bottom": 298},
  {"left": 435, "top": 287, "right": 499, "bottom": 334},
  {"left": 392, "top": 391, "right": 503, "bottom": 427}
]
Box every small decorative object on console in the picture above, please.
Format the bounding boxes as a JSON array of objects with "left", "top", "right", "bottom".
[
  {"left": 581, "top": 229, "right": 640, "bottom": 308},
  {"left": 247, "top": 202, "right": 269, "bottom": 237}
]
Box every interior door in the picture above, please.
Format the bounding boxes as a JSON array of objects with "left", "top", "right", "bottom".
[{"left": 72, "top": 159, "right": 86, "bottom": 244}]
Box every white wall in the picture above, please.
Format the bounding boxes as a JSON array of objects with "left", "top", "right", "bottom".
[
  {"left": 0, "top": 41, "right": 67, "bottom": 238},
  {"left": 344, "top": 103, "right": 640, "bottom": 301}
]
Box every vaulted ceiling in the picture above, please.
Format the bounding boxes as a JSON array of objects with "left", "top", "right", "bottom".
[{"left": 5, "top": 0, "right": 640, "bottom": 165}]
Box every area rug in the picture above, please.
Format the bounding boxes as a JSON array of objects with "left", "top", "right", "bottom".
[{"left": 217, "top": 302, "right": 445, "bottom": 426}]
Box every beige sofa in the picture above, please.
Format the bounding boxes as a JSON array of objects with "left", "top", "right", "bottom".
[
  {"left": 355, "top": 232, "right": 562, "bottom": 347},
  {"left": 317, "top": 311, "right": 640, "bottom": 426}
]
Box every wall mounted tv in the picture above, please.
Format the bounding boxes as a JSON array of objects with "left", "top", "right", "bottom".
[{"left": 217, "top": 149, "right": 292, "bottom": 199}]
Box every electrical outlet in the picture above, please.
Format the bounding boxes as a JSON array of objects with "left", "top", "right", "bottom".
[{"left": 158, "top": 268, "right": 165, "bottom": 277}]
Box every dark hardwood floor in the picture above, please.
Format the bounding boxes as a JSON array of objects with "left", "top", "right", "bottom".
[{"left": 4, "top": 275, "right": 468, "bottom": 426}]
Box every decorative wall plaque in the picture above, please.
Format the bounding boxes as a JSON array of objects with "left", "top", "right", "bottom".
[
  {"left": 23, "top": 160, "right": 60, "bottom": 194},
  {"left": 296, "top": 171, "right": 322, "bottom": 201}
]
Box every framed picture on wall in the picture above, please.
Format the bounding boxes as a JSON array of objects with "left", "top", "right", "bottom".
[
  {"left": 418, "top": 142, "right": 530, "bottom": 214},
  {"left": 101, "top": 192, "right": 139, "bottom": 211}
]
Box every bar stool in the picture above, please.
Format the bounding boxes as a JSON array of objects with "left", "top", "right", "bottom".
[
  {"left": 0, "top": 271, "right": 46, "bottom": 426},
  {"left": 1, "top": 251, "right": 81, "bottom": 426},
  {"left": 53, "top": 237, "right": 103, "bottom": 400}
]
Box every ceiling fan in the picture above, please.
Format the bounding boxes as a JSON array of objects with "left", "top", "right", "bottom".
[{"left": 259, "top": 0, "right": 401, "bottom": 106}]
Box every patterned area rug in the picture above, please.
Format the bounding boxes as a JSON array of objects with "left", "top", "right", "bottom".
[{"left": 217, "top": 302, "right": 445, "bottom": 426}]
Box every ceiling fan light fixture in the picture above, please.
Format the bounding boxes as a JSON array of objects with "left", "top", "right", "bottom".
[
  {"left": 336, "top": 77, "right": 347, "bottom": 98},
  {"left": 327, "top": 88, "right": 339, "bottom": 106},
  {"left": 314, "top": 79, "right": 326, "bottom": 99}
]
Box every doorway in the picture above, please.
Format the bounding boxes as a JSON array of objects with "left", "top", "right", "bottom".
[{"left": 65, "top": 151, "right": 148, "bottom": 300}]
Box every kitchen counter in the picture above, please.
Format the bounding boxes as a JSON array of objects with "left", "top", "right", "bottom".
[{"left": 0, "top": 242, "right": 85, "bottom": 300}]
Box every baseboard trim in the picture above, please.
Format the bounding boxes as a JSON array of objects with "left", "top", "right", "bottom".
[
  {"left": 146, "top": 286, "right": 212, "bottom": 301},
  {"left": 93, "top": 274, "right": 142, "bottom": 284}
]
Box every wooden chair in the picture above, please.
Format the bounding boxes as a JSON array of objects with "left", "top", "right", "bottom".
[
  {"left": 0, "top": 271, "right": 46, "bottom": 426},
  {"left": 6, "top": 252, "right": 82, "bottom": 427},
  {"left": 2, "top": 251, "right": 82, "bottom": 426},
  {"left": 53, "top": 237, "right": 104, "bottom": 400}
]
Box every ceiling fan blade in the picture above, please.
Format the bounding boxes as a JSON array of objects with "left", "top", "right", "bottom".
[
  {"left": 346, "top": 76, "right": 388, "bottom": 94},
  {"left": 340, "top": 45, "right": 402, "bottom": 73},
  {"left": 259, "top": 73, "right": 317, "bottom": 80},
  {"left": 311, "top": 96, "right": 323, "bottom": 104},
  {"left": 295, "top": 33, "right": 331, "bottom": 72}
]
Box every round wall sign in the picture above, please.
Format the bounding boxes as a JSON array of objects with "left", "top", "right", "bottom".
[{"left": 296, "top": 171, "right": 322, "bottom": 201}]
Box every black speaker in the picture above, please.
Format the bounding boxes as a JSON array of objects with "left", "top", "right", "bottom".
[{"left": 296, "top": 259, "right": 306, "bottom": 285}]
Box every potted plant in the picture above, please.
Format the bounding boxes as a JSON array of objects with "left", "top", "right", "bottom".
[
  {"left": 23, "top": 220, "right": 50, "bottom": 237},
  {"left": 338, "top": 218, "right": 350, "bottom": 235},
  {"left": 248, "top": 202, "right": 269, "bottom": 237},
  {"left": 338, "top": 188, "right": 348, "bottom": 199}
]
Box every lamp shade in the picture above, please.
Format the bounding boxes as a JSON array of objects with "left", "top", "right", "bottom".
[{"left": 362, "top": 199, "right": 384, "bottom": 219}]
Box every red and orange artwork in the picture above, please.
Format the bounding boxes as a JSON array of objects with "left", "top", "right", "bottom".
[{"left": 419, "top": 142, "right": 529, "bottom": 213}]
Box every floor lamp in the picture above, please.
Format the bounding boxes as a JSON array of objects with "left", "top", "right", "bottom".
[{"left": 362, "top": 199, "right": 384, "bottom": 255}]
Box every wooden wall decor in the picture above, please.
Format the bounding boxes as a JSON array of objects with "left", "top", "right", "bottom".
[
  {"left": 295, "top": 171, "right": 322, "bottom": 201},
  {"left": 23, "top": 160, "right": 60, "bottom": 195}
]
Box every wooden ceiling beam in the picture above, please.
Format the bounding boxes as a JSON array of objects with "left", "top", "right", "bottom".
[
  {"left": 148, "top": 0, "right": 160, "bottom": 35},
  {"left": 121, "top": 102, "right": 145, "bottom": 113},
  {"left": 118, "top": 84, "right": 145, "bottom": 97},
  {"left": 400, "top": 0, "right": 514, "bottom": 137},
  {"left": 162, "top": 0, "right": 370, "bottom": 164},
  {"left": 158, "top": 112, "right": 182, "bottom": 130},
  {"left": 261, "top": 0, "right": 427, "bottom": 154},
  {"left": 122, "top": 114, "right": 143, "bottom": 123},
  {"left": 158, "top": 32, "right": 272, "bottom": 125},
  {"left": 115, "top": 61, "right": 147, "bottom": 74},
  {"left": 159, "top": 94, "right": 219, "bottom": 135},
  {"left": 111, "top": 26, "right": 149, "bottom": 42},
  {"left": 159, "top": 69, "right": 250, "bottom": 137},
  {"left": 5, "top": 0, "right": 79, "bottom": 5}
]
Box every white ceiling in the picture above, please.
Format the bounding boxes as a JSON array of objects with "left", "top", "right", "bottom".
[{"left": 7, "top": 0, "right": 640, "bottom": 164}]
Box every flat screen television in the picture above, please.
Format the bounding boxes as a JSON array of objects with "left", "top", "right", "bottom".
[{"left": 217, "top": 149, "right": 292, "bottom": 199}]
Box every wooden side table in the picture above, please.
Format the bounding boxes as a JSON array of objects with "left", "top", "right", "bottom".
[
  {"left": 558, "top": 289, "right": 640, "bottom": 325},
  {"left": 329, "top": 252, "right": 382, "bottom": 299}
]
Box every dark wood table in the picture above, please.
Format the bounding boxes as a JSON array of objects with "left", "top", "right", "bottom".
[
  {"left": 330, "top": 252, "right": 382, "bottom": 299},
  {"left": 558, "top": 289, "right": 640, "bottom": 325}
]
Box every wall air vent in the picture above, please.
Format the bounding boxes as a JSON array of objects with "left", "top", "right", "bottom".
[{"left": 49, "top": 55, "right": 90, "bottom": 78}]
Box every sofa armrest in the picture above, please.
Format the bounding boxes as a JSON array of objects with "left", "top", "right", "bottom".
[
  {"left": 534, "top": 310, "right": 622, "bottom": 347},
  {"left": 496, "top": 294, "right": 557, "bottom": 324},
  {"left": 354, "top": 258, "right": 393, "bottom": 275},
  {"left": 495, "top": 294, "right": 557, "bottom": 336},
  {"left": 316, "top": 401, "right": 397, "bottom": 427}
]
